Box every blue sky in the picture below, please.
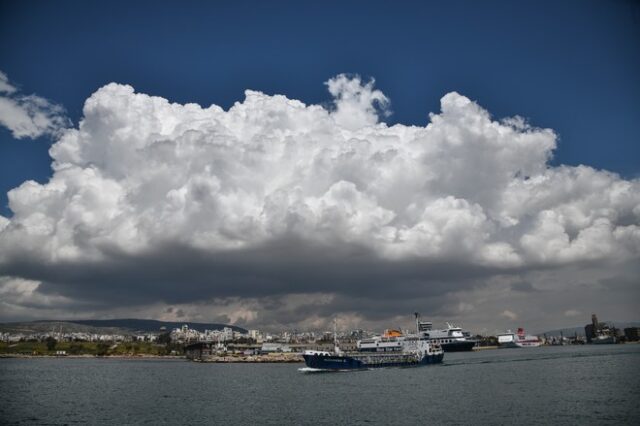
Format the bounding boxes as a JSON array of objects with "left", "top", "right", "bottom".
[{"left": 1, "top": 0, "right": 639, "bottom": 216}]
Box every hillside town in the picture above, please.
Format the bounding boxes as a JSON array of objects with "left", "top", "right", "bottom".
[{"left": 1, "top": 313, "right": 639, "bottom": 359}]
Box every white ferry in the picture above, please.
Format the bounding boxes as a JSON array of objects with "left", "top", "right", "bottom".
[
  {"left": 417, "top": 321, "right": 477, "bottom": 352},
  {"left": 497, "top": 328, "right": 541, "bottom": 348}
]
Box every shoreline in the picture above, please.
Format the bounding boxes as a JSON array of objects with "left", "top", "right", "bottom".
[
  {"left": 3, "top": 342, "right": 637, "bottom": 361},
  {"left": 0, "top": 353, "right": 305, "bottom": 363},
  {"left": 0, "top": 354, "right": 186, "bottom": 360},
  {"left": 0, "top": 353, "right": 303, "bottom": 362}
]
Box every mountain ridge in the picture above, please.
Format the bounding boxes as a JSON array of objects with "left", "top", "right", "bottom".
[{"left": 0, "top": 318, "right": 247, "bottom": 334}]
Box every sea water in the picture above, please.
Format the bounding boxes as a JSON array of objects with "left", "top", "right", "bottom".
[{"left": 1, "top": 344, "right": 638, "bottom": 425}]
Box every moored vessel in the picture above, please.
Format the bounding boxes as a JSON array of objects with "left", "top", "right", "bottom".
[
  {"left": 497, "top": 328, "right": 541, "bottom": 348},
  {"left": 591, "top": 334, "right": 617, "bottom": 344},
  {"left": 585, "top": 314, "right": 618, "bottom": 344},
  {"left": 417, "top": 321, "right": 477, "bottom": 352}
]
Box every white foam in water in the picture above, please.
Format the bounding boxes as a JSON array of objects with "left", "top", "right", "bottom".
[{"left": 298, "top": 367, "right": 324, "bottom": 373}]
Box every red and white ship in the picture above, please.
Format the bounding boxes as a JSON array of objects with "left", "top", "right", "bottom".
[{"left": 497, "top": 328, "right": 541, "bottom": 348}]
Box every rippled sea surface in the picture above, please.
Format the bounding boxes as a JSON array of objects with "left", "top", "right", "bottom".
[{"left": 1, "top": 344, "right": 638, "bottom": 425}]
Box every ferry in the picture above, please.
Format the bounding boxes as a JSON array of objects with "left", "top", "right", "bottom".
[
  {"left": 302, "top": 314, "right": 444, "bottom": 371},
  {"left": 587, "top": 314, "right": 617, "bottom": 344},
  {"left": 417, "top": 321, "right": 477, "bottom": 352},
  {"left": 591, "top": 334, "right": 617, "bottom": 344},
  {"left": 497, "top": 328, "right": 541, "bottom": 348}
]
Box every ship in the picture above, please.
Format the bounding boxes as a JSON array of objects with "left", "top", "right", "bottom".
[
  {"left": 497, "top": 328, "right": 541, "bottom": 348},
  {"left": 585, "top": 314, "right": 618, "bottom": 344},
  {"left": 417, "top": 321, "right": 477, "bottom": 352},
  {"left": 302, "top": 314, "right": 444, "bottom": 371},
  {"left": 591, "top": 334, "right": 616, "bottom": 344}
]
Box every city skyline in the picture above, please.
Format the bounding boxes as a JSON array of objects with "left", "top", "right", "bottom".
[{"left": 0, "top": 1, "right": 639, "bottom": 333}]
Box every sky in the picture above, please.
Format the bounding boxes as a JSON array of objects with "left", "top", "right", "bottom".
[{"left": 0, "top": 0, "right": 638, "bottom": 333}]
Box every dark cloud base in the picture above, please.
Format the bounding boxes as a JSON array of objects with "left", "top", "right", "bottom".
[
  {"left": 2, "top": 237, "right": 503, "bottom": 306},
  {"left": 3, "top": 235, "right": 633, "bottom": 329}
]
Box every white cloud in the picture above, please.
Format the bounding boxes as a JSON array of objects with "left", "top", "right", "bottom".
[
  {"left": 500, "top": 310, "right": 518, "bottom": 321},
  {"left": 0, "top": 71, "right": 69, "bottom": 139},
  {"left": 326, "top": 74, "right": 389, "bottom": 130},
  {"left": 2, "top": 74, "right": 637, "bottom": 266},
  {"left": 0, "top": 71, "right": 17, "bottom": 94},
  {"left": 0, "top": 74, "right": 638, "bottom": 327},
  {"left": 0, "top": 277, "right": 75, "bottom": 314}
]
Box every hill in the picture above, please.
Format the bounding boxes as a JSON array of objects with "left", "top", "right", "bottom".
[
  {"left": 0, "top": 319, "right": 247, "bottom": 334},
  {"left": 71, "top": 319, "right": 247, "bottom": 333}
]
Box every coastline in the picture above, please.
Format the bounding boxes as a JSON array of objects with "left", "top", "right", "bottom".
[
  {"left": 0, "top": 353, "right": 304, "bottom": 363},
  {"left": 0, "top": 354, "right": 186, "bottom": 360},
  {"left": 5, "top": 343, "right": 637, "bottom": 361}
]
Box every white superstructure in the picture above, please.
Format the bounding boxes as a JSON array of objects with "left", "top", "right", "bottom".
[
  {"left": 497, "top": 328, "right": 541, "bottom": 348},
  {"left": 416, "top": 321, "right": 477, "bottom": 352}
]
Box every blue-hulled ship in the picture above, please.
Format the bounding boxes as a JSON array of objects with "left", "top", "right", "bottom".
[{"left": 302, "top": 314, "right": 444, "bottom": 371}]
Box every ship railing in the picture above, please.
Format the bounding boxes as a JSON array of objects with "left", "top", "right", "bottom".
[{"left": 351, "top": 353, "right": 420, "bottom": 365}]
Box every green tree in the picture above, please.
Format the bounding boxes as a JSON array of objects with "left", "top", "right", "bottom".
[
  {"left": 96, "top": 342, "right": 110, "bottom": 356},
  {"left": 68, "top": 343, "right": 84, "bottom": 355},
  {"left": 157, "top": 332, "right": 172, "bottom": 345},
  {"left": 45, "top": 336, "right": 57, "bottom": 351}
]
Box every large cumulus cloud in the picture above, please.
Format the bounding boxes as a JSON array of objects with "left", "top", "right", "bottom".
[{"left": 0, "top": 74, "right": 638, "bottom": 329}]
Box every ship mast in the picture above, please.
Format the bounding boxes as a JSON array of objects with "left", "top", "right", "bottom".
[
  {"left": 415, "top": 312, "right": 420, "bottom": 335},
  {"left": 333, "top": 317, "right": 339, "bottom": 354}
]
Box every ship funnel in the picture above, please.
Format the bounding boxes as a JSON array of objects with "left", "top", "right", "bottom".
[{"left": 418, "top": 322, "right": 432, "bottom": 332}]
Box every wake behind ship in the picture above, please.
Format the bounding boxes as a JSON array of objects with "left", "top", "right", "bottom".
[{"left": 302, "top": 314, "right": 444, "bottom": 371}]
